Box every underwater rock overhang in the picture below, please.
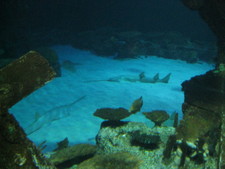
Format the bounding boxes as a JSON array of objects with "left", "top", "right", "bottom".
[{"left": 0, "top": 51, "right": 56, "bottom": 168}]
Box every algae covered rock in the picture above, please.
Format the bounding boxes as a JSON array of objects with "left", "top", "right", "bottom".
[
  {"left": 143, "top": 110, "right": 170, "bottom": 127},
  {"left": 174, "top": 69, "right": 222, "bottom": 168},
  {"left": 49, "top": 144, "right": 96, "bottom": 168},
  {"left": 94, "top": 107, "right": 131, "bottom": 121},
  {"left": 176, "top": 106, "right": 217, "bottom": 142},
  {"left": 77, "top": 152, "right": 141, "bottom": 169},
  {"left": 0, "top": 50, "right": 56, "bottom": 110},
  {"left": 0, "top": 51, "right": 56, "bottom": 168},
  {"left": 96, "top": 121, "right": 175, "bottom": 168}
]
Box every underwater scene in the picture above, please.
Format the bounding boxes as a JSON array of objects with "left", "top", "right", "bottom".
[{"left": 1, "top": 0, "right": 225, "bottom": 169}]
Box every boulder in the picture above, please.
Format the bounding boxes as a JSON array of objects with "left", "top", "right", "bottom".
[{"left": 0, "top": 51, "right": 56, "bottom": 168}]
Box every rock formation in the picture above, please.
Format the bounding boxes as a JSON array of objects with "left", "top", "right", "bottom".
[
  {"left": 182, "top": 0, "right": 225, "bottom": 66},
  {"left": 176, "top": 1, "right": 225, "bottom": 168},
  {"left": 0, "top": 51, "right": 56, "bottom": 168}
]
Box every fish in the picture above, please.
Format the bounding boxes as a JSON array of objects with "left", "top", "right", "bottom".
[
  {"left": 25, "top": 95, "right": 86, "bottom": 135},
  {"left": 61, "top": 60, "right": 81, "bottom": 72},
  {"left": 84, "top": 72, "right": 171, "bottom": 84},
  {"left": 129, "top": 96, "right": 143, "bottom": 114},
  {"left": 139, "top": 72, "right": 171, "bottom": 83}
]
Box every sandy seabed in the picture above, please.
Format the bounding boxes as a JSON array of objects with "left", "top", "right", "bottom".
[{"left": 9, "top": 45, "right": 213, "bottom": 152}]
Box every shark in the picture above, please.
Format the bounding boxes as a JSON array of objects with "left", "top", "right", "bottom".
[{"left": 85, "top": 72, "right": 171, "bottom": 83}]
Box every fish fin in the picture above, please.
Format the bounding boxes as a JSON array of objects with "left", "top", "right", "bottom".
[
  {"left": 153, "top": 73, "right": 159, "bottom": 81},
  {"left": 159, "top": 73, "right": 171, "bottom": 83},
  {"left": 139, "top": 72, "right": 145, "bottom": 80}
]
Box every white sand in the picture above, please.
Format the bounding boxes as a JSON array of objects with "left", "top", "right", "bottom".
[{"left": 9, "top": 45, "right": 214, "bottom": 152}]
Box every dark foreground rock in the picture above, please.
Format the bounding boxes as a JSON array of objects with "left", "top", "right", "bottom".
[{"left": 0, "top": 51, "right": 56, "bottom": 168}]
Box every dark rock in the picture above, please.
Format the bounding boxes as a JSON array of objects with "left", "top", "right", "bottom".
[
  {"left": 77, "top": 152, "right": 141, "bottom": 169},
  {"left": 0, "top": 50, "right": 56, "bottom": 110},
  {"left": 0, "top": 110, "right": 56, "bottom": 169},
  {"left": 176, "top": 68, "right": 223, "bottom": 167},
  {"left": 71, "top": 29, "right": 216, "bottom": 63},
  {"left": 177, "top": 103, "right": 219, "bottom": 142},
  {"left": 49, "top": 144, "right": 96, "bottom": 168},
  {"left": 177, "top": 69, "right": 223, "bottom": 142},
  {"left": 182, "top": 0, "right": 225, "bottom": 66},
  {"left": 72, "top": 29, "right": 119, "bottom": 56},
  {"left": 0, "top": 51, "right": 56, "bottom": 168},
  {"left": 182, "top": 70, "right": 225, "bottom": 112}
]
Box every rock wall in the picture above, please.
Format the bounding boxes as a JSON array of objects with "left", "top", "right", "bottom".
[
  {"left": 180, "top": 1, "right": 225, "bottom": 168},
  {"left": 0, "top": 51, "right": 56, "bottom": 168},
  {"left": 182, "top": 0, "right": 225, "bottom": 65}
]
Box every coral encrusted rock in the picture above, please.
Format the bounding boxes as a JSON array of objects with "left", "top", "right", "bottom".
[
  {"left": 49, "top": 144, "right": 96, "bottom": 168},
  {"left": 96, "top": 121, "right": 175, "bottom": 168},
  {"left": 77, "top": 152, "right": 141, "bottom": 169},
  {"left": 170, "top": 69, "right": 225, "bottom": 168}
]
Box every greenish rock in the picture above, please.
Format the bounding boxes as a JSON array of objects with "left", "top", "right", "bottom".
[
  {"left": 77, "top": 152, "right": 141, "bottom": 169},
  {"left": 0, "top": 50, "right": 56, "bottom": 110},
  {"left": 49, "top": 144, "right": 96, "bottom": 168},
  {"left": 96, "top": 121, "right": 177, "bottom": 168},
  {"left": 0, "top": 51, "right": 56, "bottom": 169}
]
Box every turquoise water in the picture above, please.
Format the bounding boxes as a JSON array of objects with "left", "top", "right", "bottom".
[{"left": 9, "top": 45, "right": 213, "bottom": 152}]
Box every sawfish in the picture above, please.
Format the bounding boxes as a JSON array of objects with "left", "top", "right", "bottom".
[
  {"left": 25, "top": 95, "right": 86, "bottom": 135},
  {"left": 84, "top": 72, "right": 171, "bottom": 83}
]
